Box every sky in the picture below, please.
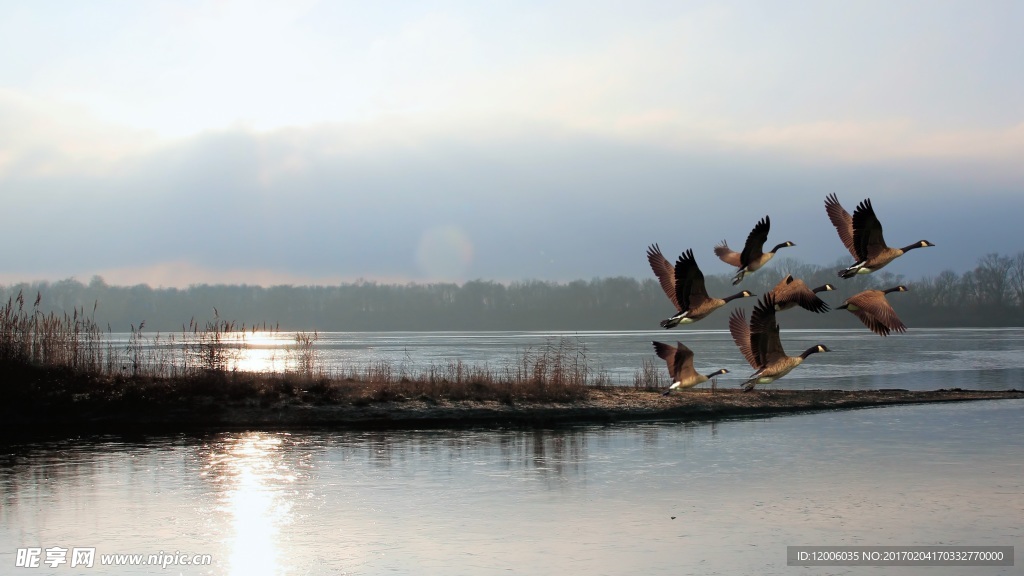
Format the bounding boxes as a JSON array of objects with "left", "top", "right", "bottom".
[{"left": 1, "top": 0, "right": 1022, "bottom": 288}]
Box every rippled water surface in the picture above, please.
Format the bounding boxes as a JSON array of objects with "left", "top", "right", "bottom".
[
  {"left": 112, "top": 327, "right": 1024, "bottom": 390},
  {"left": 2, "top": 330, "right": 1023, "bottom": 574}
]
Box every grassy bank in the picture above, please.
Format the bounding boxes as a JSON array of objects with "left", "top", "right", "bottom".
[
  {"left": 5, "top": 363, "right": 1021, "bottom": 439},
  {"left": 1, "top": 291, "right": 617, "bottom": 410},
  {"left": 4, "top": 292, "right": 1021, "bottom": 440}
]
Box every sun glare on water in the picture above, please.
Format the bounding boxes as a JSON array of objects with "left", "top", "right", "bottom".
[
  {"left": 207, "top": 434, "right": 297, "bottom": 576},
  {"left": 228, "top": 331, "right": 297, "bottom": 373}
]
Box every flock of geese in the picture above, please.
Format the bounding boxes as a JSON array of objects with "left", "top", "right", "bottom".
[{"left": 650, "top": 194, "right": 935, "bottom": 393}]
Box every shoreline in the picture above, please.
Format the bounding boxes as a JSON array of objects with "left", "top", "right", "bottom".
[{"left": 5, "top": 388, "right": 1022, "bottom": 442}]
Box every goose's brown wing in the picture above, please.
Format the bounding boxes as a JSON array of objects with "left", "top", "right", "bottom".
[
  {"left": 646, "top": 244, "right": 679, "bottom": 310},
  {"left": 774, "top": 275, "right": 830, "bottom": 313},
  {"left": 714, "top": 241, "right": 742, "bottom": 267},
  {"left": 825, "top": 193, "right": 857, "bottom": 258},
  {"left": 728, "top": 308, "right": 758, "bottom": 369},
  {"left": 750, "top": 294, "right": 785, "bottom": 364},
  {"left": 770, "top": 274, "right": 795, "bottom": 295},
  {"left": 652, "top": 340, "right": 678, "bottom": 376},
  {"left": 674, "top": 249, "right": 710, "bottom": 310},
  {"left": 848, "top": 290, "right": 907, "bottom": 336},
  {"left": 739, "top": 216, "right": 771, "bottom": 267},
  {"left": 671, "top": 341, "right": 698, "bottom": 380},
  {"left": 652, "top": 340, "right": 699, "bottom": 380},
  {"left": 851, "top": 198, "right": 889, "bottom": 261},
  {"left": 848, "top": 309, "right": 892, "bottom": 336}
]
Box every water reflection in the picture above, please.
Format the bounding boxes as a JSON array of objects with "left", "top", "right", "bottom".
[
  {"left": 202, "top": 433, "right": 298, "bottom": 576},
  {"left": 101, "top": 327, "right": 1024, "bottom": 390},
  {"left": 3, "top": 403, "right": 1022, "bottom": 575}
]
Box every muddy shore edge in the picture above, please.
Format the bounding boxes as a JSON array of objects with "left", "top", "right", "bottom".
[{"left": 5, "top": 388, "right": 1022, "bottom": 441}]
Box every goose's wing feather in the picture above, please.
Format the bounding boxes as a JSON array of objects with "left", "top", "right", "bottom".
[
  {"left": 739, "top": 216, "right": 771, "bottom": 266},
  {"left": 852, "top": 198, "right": 889, "bottom": 261},
  {"left": 770, "top": 274, "right": 796, "bottom": 299},
  {"left": 646, "top": 244, "right": 679, "bottom": 310},
  {"left": 728, "top": 308, "right": 758, "bottom": 369},
  {"left": 849, "top": 309, "right": 893, "bottom": 336},
  {"left": 750, "top": 294, "right": 785, "bottom": 364},
  {"left": 674, "top": 249, "right": 709, "bottom": 310},
  {"left": 849, "top": 291, "right": 907, "bottom": 336},
  {"left": 653, "top": 340, "right": 699, "bottom": 380},
  {"left": 652, "top": 340, "right": 678, "bottom": 375},
  {"left": 775, "top": 276, "right": 830, "bottom": 313},
  {"left": 714, "top": 241, "right": 742, "bottom": 267},
  {"left": 672, "top": 342, "right": 698, "bottom": 380},
  {"left": 825, "top": 193, "right": 857, "bottom": 258}
]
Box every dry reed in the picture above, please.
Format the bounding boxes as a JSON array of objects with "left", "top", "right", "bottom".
[{"left": 3, "top": 294, "right": 607, "bottom": 404}]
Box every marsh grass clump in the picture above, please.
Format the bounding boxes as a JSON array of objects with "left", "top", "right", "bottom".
[
  {"left": 633, "top": 357, "right": 667, "bottom": 391},
  {"left": 3, "top": 294, "right": 605, "bottom": 407},
  {"left": 186, "top": 315, "right": 245, "bottom": 373},
  {"left": 288, "top": 331, "right": 322, "bottom": 379},
  {"left": 0, "top": 291, "right": 106, "bottom": 374}
]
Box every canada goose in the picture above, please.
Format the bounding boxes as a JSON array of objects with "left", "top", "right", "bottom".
[
  {"left": 715, "top": 216, "right": 795, "bottom": 285},
  {"left": 648, "top": 245, "right": 755, "bottom": 328},
  {"left": 838, "top": 285, "right": 908, "bottom": 336},
  {"left": 652, "top": 341, "right": 728, "bottom": 395},
  {"left": 769, "top": 274, "right": 834, "bottom": 313},
  {"left": 824, "top": 194, "right": 934, "bottom": 279},
  {"left": 728, "top": 293, "right": 830, "bottom": 391}
]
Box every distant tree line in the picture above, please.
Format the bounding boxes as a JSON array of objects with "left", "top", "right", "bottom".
[{"left": 3, "top": 252, "right": 1024, "bottom": 333}]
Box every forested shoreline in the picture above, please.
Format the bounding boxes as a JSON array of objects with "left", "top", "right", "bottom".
[{"left": 4, "top": 253, "right": 1024, "bottom": 332}]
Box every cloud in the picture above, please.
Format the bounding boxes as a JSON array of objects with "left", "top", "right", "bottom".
[
  {"left": 2, "top": 0, "right": 1024, "bottom": 289},
  {"left": 0, "top": 89, "right": 158, "bottom": 179},
  {"left": 84, "top": 260, "right": 374, "bottom": 289},
  {"left": 3, "top": 115, "right": 1018, "bottom": 289},
  {"left": 714, "top": 120, "right": 1024, "bottom": 166}
]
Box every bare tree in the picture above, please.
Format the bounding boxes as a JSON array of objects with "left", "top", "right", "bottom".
[
  {"left": 1010, "top": 251, "right": 1024, "bottom": 311},
  {"left": 931, "top": 270, "right": 960, "bottom": 307},
  {"left": 958, "top": 270, "right": 980, "bottom": 307},
  {"left": 973, "top": 253, "right": 1014, "bottom": 309}
]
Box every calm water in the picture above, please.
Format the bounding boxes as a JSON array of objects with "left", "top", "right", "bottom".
[
  {"left": 114, "top": 327, "right": 1024, "bottom": 391},
  {"left": 2, "top": 329, "right": 1023, "bottom": 575}
]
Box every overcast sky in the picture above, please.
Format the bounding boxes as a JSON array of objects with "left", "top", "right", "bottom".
[{"left": 1, "top": 0, "right": 1022, "bottom": 288}]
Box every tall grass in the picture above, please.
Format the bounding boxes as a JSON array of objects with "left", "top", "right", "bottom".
[
  {"left": 2, "top": 293, "right": 605, "bottom": 403},
  {"left": 0, "top": 291, "right": 106, "bottom": 373},
  {"left": 632, "top": 357, "right": 666, "bottom": 391},
  {"left": 186, "top": 315, "right": 244, "bottom": 374},
  {"left": 289, "top": 330, "right": 322, "bottom": 379},
  {"left": 326, "top": 337, "right": 597, "bottom": 403}
]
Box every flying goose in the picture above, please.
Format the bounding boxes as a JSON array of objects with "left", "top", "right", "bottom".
[
  {"left": 769, "top": 274, "right": 834, "bottom": 313},
  {"left": 824, "top": 194, "right": 934, "bottom": 279},
  {"left": 714, "top": 215, "right": 795, "bottom": 285},
  {"left": 647, "top": 245, "right": 755, "bottom": 329},
  {"left": 728, "top": 293, "right": 830, "bottom": 391},
  {"left": 652, "top": 341, "right": 728, "bottom": 395},
  {"left": 837, "top": 285, "right": 908, "bottom": 336}
]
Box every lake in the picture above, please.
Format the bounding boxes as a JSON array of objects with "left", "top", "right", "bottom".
[
  {"left": 2, "top": 329, "right": 1022, "bottom": 574},
  {"left": 106, "top": 327, "right": 1024, "bottom": 391}
]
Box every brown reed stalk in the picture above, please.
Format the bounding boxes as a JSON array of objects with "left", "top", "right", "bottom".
[
  {"left": 3, "top": 293, "right": 604, "bottom": 404},
  {"left": 633, "top": 357, "right": 665, "bottom": 391}
]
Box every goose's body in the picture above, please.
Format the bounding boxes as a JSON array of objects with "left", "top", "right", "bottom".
[
  {"left": 648, "top": 245, "right": 754, "bottom": 328},
  {"left": 839, "top": 285, "right": 908, "bottom": 336},
  {"left": 652, "top": 341, "right": 728, "bottom": 395},
  {"left": 728, "top": 294, "right": 830, "bottom": 391},
  {"left": 715, "top": 215, "right": 795, "bottom": 286},
  {"left": 825, "top": 194, "right": 934, "bottom": 279},
  {"left": 769, "top": 274, "right": 834, "bottom": 313}
]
